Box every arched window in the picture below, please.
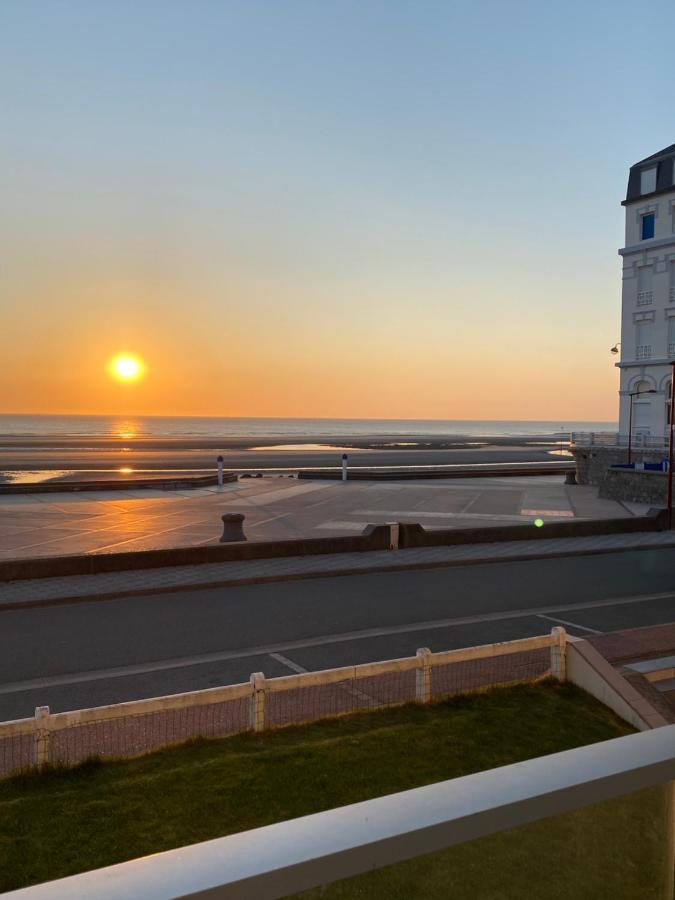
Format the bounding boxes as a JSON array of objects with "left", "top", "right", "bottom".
[{"left": 634, "top": 379, "right": 651, "bottom": 394}]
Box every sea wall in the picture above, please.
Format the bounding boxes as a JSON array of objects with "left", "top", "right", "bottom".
[
  {"left": 572, "top": 447, "right": 667, "bottom": 486},
  {"left": 599, "top": 469, "right": 668, "bottom": 505}
]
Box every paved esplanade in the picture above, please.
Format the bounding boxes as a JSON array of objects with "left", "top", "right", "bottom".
[
  {"left": 0, "top": 475, "right": 646, "bottom": 560},
  {"left": 2, "top": 548, "right": 675, "bottom": 721}
]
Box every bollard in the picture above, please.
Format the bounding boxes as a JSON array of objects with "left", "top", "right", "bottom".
[
  {"left": 217, "top": 455, "right": 224, "bottom": 487},
  {"left": 342, "top": 453, "right": 348, "bottom": 482},
  {"left": 564, "top": 470, "right": 577, "bottom": 485},
  {"left": 220, "top": 513, "right": 246, "bottom": 542}
]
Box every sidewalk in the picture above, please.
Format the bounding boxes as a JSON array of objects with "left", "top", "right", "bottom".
[{"left": 3, "top": 530, "right": 675, "bottom": 611}]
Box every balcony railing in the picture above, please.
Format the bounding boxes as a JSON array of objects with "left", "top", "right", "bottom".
[
  {"left": 636, "top": 345, "right": 653, "bottom": 359},
  {"left": 637, "top": 290, "right": 653, "bottom": 306},
  {"left": 571, "top": 432, "right": 669, "bottom": 449},
  {"left": 669, "top": 343, "right": 675, "bottom": 357},
  {"left": 670, "top": 286, "right": 675, "bottom": 302},
  {"left": 5, "top": 725, "right": 675, "bottom": 899}
]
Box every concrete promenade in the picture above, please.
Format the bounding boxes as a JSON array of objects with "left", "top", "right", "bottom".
[{"left": 0, "top": 475, "right": 648, "bottom": 561}]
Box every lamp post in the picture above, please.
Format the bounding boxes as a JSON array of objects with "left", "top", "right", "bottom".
[
  {"left": 627, "top": 389, "right": 656, "bottom": 464},
  {"left": 668, "top": 361, "right": 675, "bottom": 529}
]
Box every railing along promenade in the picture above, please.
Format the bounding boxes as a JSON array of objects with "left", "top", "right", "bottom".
[{"left": 572, "top": 431, "right": 669, "bottom": 449}]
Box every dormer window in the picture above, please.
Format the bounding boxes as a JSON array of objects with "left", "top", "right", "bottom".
[{"left": 640, "top": 167, "right": 657, "bottom": 194}]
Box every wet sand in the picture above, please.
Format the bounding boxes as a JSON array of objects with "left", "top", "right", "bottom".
[{"left": 0, "top": 433, "right": 571, "bottom": 483}]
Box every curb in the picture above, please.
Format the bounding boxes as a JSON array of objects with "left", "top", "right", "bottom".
[{"left": 4, "top": 539, "right": 675, "bottom": 612}]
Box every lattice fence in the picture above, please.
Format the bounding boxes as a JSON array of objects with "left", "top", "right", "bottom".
[{"left": 0, "top": 629, "right": 565, "bottom": 779}]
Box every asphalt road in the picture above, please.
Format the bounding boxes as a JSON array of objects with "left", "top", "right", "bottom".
[{"left": 2, "top": 548, "right": 675, "bottom": 720}]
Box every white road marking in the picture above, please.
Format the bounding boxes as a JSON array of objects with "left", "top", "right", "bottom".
[
  {"left": 316, "top": 521, "right": 372, "bottom": 531},
  {"left": 269, "top": 652, "right": 308, "bottom": 673},
  {"left": 521, "top": 509, "right": 574, "bottom": 518},
  {"left": 536, "top": 613, "right": 601, "bottom": 634},
  {"left": 348, "top": 509, "right": 577, "bottom": 523},
  {"left": 0, "top": 590, "right": 673, "bottom": 698}
]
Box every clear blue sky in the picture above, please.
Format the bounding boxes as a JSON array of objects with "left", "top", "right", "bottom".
[{"left": 2, "top": 0, "right": 674, "bottom": 419}]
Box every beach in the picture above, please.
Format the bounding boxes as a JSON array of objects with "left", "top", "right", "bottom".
[{"left": 0, "top": 429, "right": 577, "bottom": 483}]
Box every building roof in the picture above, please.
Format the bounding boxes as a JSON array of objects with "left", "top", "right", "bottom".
[
  {"left": 624, "top": 143, "right": 675, "bottom": 204},
  {"left": 633, "top": 144, "right": 675, "bottom": 166}
]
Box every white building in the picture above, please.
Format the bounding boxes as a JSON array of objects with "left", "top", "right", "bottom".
[{"left": 618, "top": 143, "right": 675, "bottom": 440}]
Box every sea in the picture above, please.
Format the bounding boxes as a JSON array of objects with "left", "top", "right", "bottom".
[{"left": 0, "top": 415, "right": 616, "bottom": 438}]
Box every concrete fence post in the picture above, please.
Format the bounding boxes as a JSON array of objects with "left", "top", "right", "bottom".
[
  {"left": 34, "top": 705, "right": 51, "bottom": 768},
  {"left": 341, "top": 454, "right": 348, "bottom": 482},
  {"left": 550, "top": 627, "right": 567, "bottom": 681},
  {"left": 415, "top": 648, "right": 432, "bottom": 704},
  {"left": 250, "top": 672, "right": 266, "bottom": 732}
]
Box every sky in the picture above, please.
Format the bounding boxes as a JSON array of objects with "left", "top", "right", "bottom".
[{"left": 2, "top": 0, "right": 675, "bottom": 422}]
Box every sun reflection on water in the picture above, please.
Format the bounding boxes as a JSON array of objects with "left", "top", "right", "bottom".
[{"left": 112, "top": 420, "right": 140, "bottom": 440}]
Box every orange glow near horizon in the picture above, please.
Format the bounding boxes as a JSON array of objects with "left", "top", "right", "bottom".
[{"left": 0, "top": 279, "right": 620, "bottom": 421}]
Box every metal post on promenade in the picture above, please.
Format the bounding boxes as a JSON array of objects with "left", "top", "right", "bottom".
[
  {"left": 341, "top": 453, "right": 348, "bottom": 482},
  {"left": 217, "top": 455, "right": 224, "bottom": 488},
  {"left": 668, "top": 362, "right": 675, "bottom": 529}
]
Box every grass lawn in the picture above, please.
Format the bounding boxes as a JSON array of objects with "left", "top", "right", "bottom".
[{"left": 0, "top": 681, "right": 669, "bottom": 898}]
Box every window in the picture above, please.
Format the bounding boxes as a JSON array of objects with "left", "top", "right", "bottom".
[
  {"left": 636, "top": 320, "right": 652, "bottom": 358},
  {"left": 669, "top": 318, "right": 675, "bottom": 356},
  {"left": 640, "top": 168, "right": 657, "bottom": 194},
  {"left": 637, "top": 265, "right": 653, "bottom": 291},
  {"left": 641, "top": 213, "right": 655, "bottom": 240},
  {"left": 634, "top": 400, "right": 650, "bottom": 428}
]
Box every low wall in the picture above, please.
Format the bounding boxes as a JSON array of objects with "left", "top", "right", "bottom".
[
  {"left": 565, "top": 636, "right": 669, "bottom": 731},
  {"left": 571, "top": 446, "right": 666, "bottom": 486},
  {"left": 0, "top": 473, "right": 237, "bottom": 494},
  {"left": 0, "top": 524, "right": 392, "bottom": 582},
  {"left": 3, "top": 505, "right": 669, "bottom": 582},
  {"left": 599, "top": 468, "right": 668, "bottom": 505},
  {"left": 299, "top": 464, "right": 572, "bottom": 481},
  {"left": 397, "top": 508, "right": 669, "bottom": 549}
]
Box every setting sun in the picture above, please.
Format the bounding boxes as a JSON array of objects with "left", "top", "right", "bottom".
[{"left": 109, "top": 354, "right": 145, "bottom": 383}]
